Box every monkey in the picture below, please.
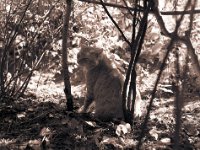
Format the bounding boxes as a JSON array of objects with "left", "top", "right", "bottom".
[{"left": 77, "top": 46, "right": 124, "bottom": 121}]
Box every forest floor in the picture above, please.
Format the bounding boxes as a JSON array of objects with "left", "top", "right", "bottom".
[
  {"left": 0, "top": 69, "right": 200, "bottom": 150},
  {"left": 0, "top": 0, "right": 200, "bottom": 149}
]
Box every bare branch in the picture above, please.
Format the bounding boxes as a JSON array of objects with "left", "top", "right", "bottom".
[
  {"left": 137, "top": 38, "right": 175, "bottom": 150},
  {"left": 122, "top": 0, "right": 152, "bottom": 125},
  {"left": 179, "top": 35, "right": 200, "bottom": 76},
  {"left": 188, "top": 0, "right": 196, "bottom": 36},
  {"left": 161, "top": 9, "right": 200, "bottom": 15},
  {"left": 79, "top": 0, "right": 143, "bottom": 12},
  {"left": 137, "top": 1, "right": 191, "bottom": 148},
  {"left": 152, "top": 0, "right": 171, "bottom": 36},
  {"left": 0, "top": 0, "right": 33, "bottom": 94},
  {"left": 99, "top": 0, "right": 131, "bottom": 47},
  {"left": 79, "top": 0, "right": 200, "bottom": 15}
]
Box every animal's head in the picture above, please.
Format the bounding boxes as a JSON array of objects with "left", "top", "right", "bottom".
[{"left": 77, "top": 46, "right": 103, "bottom": 70}]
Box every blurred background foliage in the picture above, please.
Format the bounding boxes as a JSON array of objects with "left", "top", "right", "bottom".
[
  {"left": 0, "top": 0, "right": 199, "bottom": 101},
  {"left": 0, "top": 0, "right": 199, "bottom": 149}
]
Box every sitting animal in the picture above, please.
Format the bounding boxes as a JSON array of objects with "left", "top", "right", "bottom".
[{"left": 77, "top": 46, "right": 124, "bottom": 121}]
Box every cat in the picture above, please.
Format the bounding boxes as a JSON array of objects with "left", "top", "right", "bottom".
[{"left": 77, "top": 46, "right": 124, "bottom": 121}]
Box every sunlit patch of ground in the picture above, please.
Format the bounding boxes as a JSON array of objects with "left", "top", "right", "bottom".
[{"left": 0, "top": 66, "right": 199, "bottom": 149}]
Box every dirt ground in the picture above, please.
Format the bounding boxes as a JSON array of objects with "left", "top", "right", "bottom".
[{"left": 0, "top": 71, "right": 199, "bottom": 150}]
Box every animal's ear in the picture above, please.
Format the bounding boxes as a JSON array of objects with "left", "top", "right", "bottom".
[
  {"left": 94, "top": 47, "right": 103, "bottom": 54},
  {"left": 80, "top": 44, "right": 88, "bottom": 50}
]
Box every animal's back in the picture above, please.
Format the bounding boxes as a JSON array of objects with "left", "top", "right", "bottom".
[
  {"left": 88, "top": 55, "right": 124, "bottom": 120},
  {"left": 77, "top": 46, "right": 124, "bottom": 121}
]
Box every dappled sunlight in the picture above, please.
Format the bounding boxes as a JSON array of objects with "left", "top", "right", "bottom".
[{"left": 0, "top": 0, "right": 200, "bottom": 149}]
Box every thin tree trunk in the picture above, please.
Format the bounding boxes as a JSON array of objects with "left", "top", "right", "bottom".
[{"left": 62, "top": 0, "right": 73, "bottom": 111}]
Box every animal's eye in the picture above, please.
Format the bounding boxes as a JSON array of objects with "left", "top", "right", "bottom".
[
  {"left": 91, "top": 52, "right": 98, "bottom": 58},
  {"left": 82, "top": 58, "right": 89, "bottom": 61},
  {"left": 78, "top": 58, "right": 90, "bottom": 64}
]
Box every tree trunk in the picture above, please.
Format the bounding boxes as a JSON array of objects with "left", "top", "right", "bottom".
[{"left": 62, "top": 0, "right": 73, "bottom": 111}]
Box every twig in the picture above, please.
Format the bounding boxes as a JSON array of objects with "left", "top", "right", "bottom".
[
  {"left": 99, "top": 0, "right": 131, "bottom": 47},
  {"left": 121, "top": 0, "right": 133, "bottom": 16},
  {"left": 79, "top": 0, "right": 143, "bottom": 12},
  {"left": 16, "top": 52, "right": 45, "bottom": 98},
  {"left": 137, "top": 1, "right": 195, "bottom": 149},
  {"left": 0, "top": 0, "right": 33, "bottom": 95},
  {"left": 161, "top": 9, "right": 200, "bottom": 15},
  {"left": 136, "top": 37, "right": 175, "bottom": 150},
  {"left": 179, "top": 35, "right": 200, "bottom": 75},
  {"left": 122, "top": 0, "right": 151, "bottom": 125},
  {"left": 78, "top": 0, "right": 200, "bottom": 15},
  {"left": 152, "top": 0, "right": 171, "bottom": 36},
  {"left": 28, "top": 0, "right": 60, "bottom": 48},
  {"left": 153, "top": 0, "right": 200, "bottom": 76}
]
